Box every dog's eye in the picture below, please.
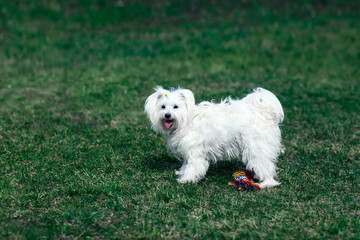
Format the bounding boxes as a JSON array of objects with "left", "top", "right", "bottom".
[
  {"left": 161, "top": 105, "right": 166, "bottom": 109},
  {"left": 174, "top": 105, "right": 178, "bottom": 109}
]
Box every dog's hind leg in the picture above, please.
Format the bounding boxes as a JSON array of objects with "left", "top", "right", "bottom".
[{"left": 242, "top": 147, "right": 280, "bottom": 189}]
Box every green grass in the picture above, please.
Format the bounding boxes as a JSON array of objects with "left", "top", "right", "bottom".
[{"left": 0, "top": 0, "right": 359, "bottom": 239}]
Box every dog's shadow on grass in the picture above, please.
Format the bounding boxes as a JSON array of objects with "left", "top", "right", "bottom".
[
  {"left": 142, "top": 153, "right": 180, "bottom": 172},
  {"left": 207, "top": 161, "right": 245, "bottom": 179},
  {"left": 143, "top": 154, "right": 244, "bottom": 178}
]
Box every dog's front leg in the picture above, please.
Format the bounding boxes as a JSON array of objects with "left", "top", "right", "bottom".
[
  {"left": 175, "top": 160, "right": 187, "bottom": 176},
  {"left": 177, "top": 157, "right": 209, "bottom": 183}
]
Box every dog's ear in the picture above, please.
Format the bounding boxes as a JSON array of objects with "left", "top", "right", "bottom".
[
  {"left": 145, "top": 87, "right": 160, "bottom": 121},
  {"left": 144, "top": 86, "right": 166, "bottom": 124},
  {"left": 178, "top": 89, "right": 195, "bottom": 107}
]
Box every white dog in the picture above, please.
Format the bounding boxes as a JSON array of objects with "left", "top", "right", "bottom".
[{"left": 145, "top": 86, "right": 284, "bottom": 188}]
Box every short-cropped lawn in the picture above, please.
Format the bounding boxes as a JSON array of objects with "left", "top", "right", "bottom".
[{"left": 0, "top": 0, "right": 359, "bottom": 239}]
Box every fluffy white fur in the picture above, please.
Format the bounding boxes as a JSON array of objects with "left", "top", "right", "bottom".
[{"left": 144, "top": 86, "right": 284, "bottom": 188}]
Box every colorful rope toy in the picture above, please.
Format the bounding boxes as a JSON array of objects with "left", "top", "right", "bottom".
[{"left": 228, "top": 169, "right": 261, "bottom": 191}]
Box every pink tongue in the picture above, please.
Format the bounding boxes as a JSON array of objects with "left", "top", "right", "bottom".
[{"left": 165, "top": 121, "right": 173, "bottom": 129}]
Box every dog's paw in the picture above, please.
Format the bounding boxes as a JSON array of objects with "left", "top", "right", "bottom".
[
  {"left": 175, "top": 170, "right": 183, "bottom": 176},
  {"left": 177, "top": 176, "right": 197, "bottom": 184},
  {"left": 259, "top": 179, "right": 281, "bottom": 189}
]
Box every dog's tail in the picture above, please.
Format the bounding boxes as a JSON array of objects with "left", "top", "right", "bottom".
[{"left": 245, "top": 88, "right": 284, "bottom": 125}]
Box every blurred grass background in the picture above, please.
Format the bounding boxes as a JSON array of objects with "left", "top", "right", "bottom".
[{"left": 0, "top": 0, "right": 359, "bottom": 239}]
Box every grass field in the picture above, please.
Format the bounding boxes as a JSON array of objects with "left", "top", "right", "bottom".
[{"left": 0, "top": 0, "right": 359, "bottom": 239}]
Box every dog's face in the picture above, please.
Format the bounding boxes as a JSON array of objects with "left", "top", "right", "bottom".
[{"left": 145, "top": 86, "right": 195, "bottom": 135}]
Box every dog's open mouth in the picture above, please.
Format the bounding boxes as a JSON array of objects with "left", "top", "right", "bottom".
[{"left": 164, "top": 120, "right": 174, "bottom": 129}]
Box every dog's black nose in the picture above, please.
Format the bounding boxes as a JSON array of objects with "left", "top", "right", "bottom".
[{"left": 165, "top": 113, "right": 171, "bottom": 119}]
